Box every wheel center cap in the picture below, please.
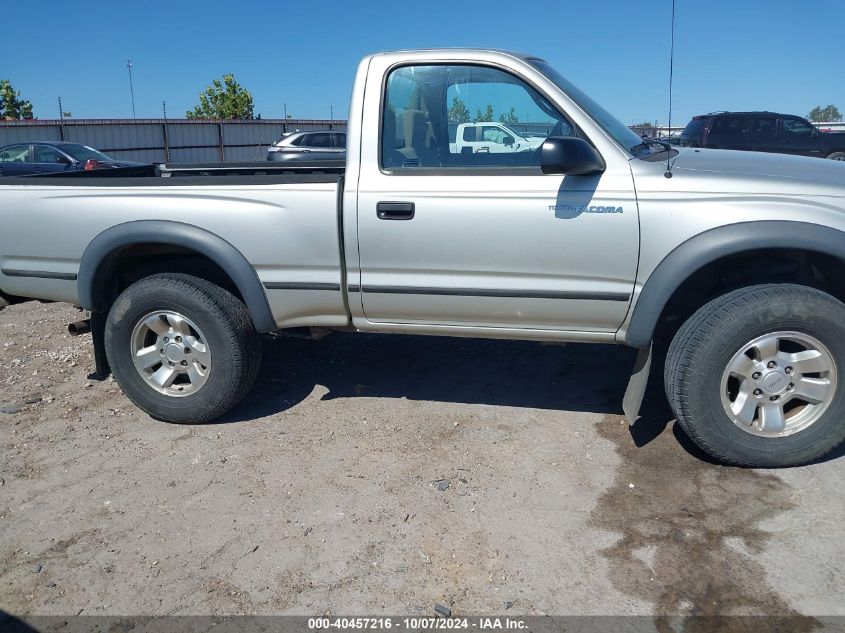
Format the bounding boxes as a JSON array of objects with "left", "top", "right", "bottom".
[
  {"left": 762, "top": 370, "right": 789, "bottom": 395},
  {"left": 164, "top": 342, "right": 185, "bottom": 364}
]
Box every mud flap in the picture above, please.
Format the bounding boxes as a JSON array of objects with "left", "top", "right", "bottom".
[
  {"left": 623, "top": 343, "right": 652, "bottom": 425},
  {"left": 90, "top": 311, "right": 111, "bottom": 380}
]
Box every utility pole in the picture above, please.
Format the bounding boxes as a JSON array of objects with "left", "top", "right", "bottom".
[
  {"left": 162, "top": 101, "right": 167, "bottom": 119},
  {"left": 58, "top": 97, "right": 64, "bottom": 121},
  {"left": 126, "top": 58, "right": 136, "bottom": 119}
]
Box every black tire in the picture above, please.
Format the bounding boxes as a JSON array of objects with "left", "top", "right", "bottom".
[
  {"left": 826, "top": 151, "right": 845, "bottom": 161},
  {"left": 105, "top": 273, "right": 262, "bottom": 423},
  {"left": 665, "top": 284, "right": 845, "bottom": 467}
]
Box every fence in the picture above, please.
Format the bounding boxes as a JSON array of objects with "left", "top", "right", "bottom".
[
  {"left": 0, "top": 118, "right": 346, "bottom": 163},
  {"left": 0, "top": 117, "right": 841, "bottom": 162}
]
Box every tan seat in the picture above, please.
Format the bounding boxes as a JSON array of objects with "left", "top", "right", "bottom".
[
  {"left": 382, "top": 108, "right": 405, "bottom": 168},
  {"left": 399, "top": 109, "right": 436, "bottom": 167}
]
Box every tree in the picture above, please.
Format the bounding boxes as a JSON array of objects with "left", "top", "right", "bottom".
[
  {"left": 0, "top": 79, "right": 34, "bottom": 120},
  {"left": 474, "top": 104, "right": 494, "bottom": 122},
  {"left": 448, "top": 96, "right": 470, "bottom": 123},
  {"left": 807, "top": 105, "right": 842, "bottom": 122},
  {"left": 186, "top": 74, "right": 255, "bottom": 120},
  {"left": 498, "top": 107, "right": 519, "bottom": 124}
]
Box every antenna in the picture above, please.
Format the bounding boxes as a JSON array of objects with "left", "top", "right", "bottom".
[{"left": 665, "top": 0, "right": 676, "bottom": 178}]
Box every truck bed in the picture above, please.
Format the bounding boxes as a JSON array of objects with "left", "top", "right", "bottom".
[{"left": 0, "top": 162, "right": 349, "bottom": 331}]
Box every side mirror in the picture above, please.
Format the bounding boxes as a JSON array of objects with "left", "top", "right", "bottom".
[
  {"left": 540, "top": 137, "right": 605, "bottom": 175},
  {"left": 503, "top": 134, "right": 515, "bottom": 146}
]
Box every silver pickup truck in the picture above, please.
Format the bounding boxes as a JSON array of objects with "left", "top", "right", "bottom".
[{"left": 2, "top": 49, "right": 845, "bottom": 467}]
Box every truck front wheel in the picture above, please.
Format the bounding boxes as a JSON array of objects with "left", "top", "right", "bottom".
[
  {"left": 104, "top": 273, "right": 262, "bottom": 423},
  {"left": 665, "top": 284, "right": 845, "bottom": 467}
]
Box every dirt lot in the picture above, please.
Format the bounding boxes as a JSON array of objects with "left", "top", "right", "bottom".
[{"left": 1, "top": 301, "right": 844, "bottom": 618}]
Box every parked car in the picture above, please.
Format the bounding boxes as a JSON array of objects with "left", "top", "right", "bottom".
[
  {"left": 0, "top": 142, "right": 144, "bottom": 176},
  {"left": 451, "top": 122, "right": 546, "bottom": 154},
  {"left": 266, "top": 131, "right": 346, "bottom": 162},
  {"left": 2, "top": 49, "right": 845, "bottom": 468},
  {"left": 679, "top": 112, "right": 845, "bottom": 160}
]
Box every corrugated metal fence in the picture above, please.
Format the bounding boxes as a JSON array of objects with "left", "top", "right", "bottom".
[
  {"left": 0, "top": 119, "right": 347, "bottom": 163},
  {"left": 1, "top": 118, "right": 841, "bottom": 162}
]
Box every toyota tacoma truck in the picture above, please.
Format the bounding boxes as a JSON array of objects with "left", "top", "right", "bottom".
[{"left": 2, "top": 49, "right": 845, "bottom": 468}]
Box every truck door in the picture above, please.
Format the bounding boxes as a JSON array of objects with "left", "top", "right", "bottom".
[{"left": 353, "top": 62, "right": 639, "bottom": 334}]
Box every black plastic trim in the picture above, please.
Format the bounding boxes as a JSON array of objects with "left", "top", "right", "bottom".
[
  {"left": 78, "top": 220, "right": 277, "bottom": 333},
  {"left": 361, "top": 285, "right": 629, "bottom": 301},
  {"left": 2, "top": 269, "right": 78, "bottom": 281},
  {"left": 625, "top": 221, "right": 845, "bottom": 348},
  {"left": 3, "top": 172, "right": 342, "bottom": 187},
  {"left": 263, "top": 282, "right": 341, "bottom": 291}
]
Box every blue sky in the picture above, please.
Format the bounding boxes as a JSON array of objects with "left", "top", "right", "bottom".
[{"left": 4, "top": 0, "right": 844, "bottom": 125}]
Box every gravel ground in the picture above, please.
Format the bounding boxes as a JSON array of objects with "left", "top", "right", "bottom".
[{"left": 1, "top": 301, "right": 843, "bottom": 618}]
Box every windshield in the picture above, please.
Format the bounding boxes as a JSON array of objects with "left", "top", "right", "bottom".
[
  {"left": 529, "top": 59, "right": 644, "bottom": 153},
  {"left": 62, "top": 144, "right": 114, "bottom": 162}
]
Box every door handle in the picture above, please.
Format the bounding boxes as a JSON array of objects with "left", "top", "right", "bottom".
[{"left": 377, "top": 201, "right": 415, "bottom": 220}]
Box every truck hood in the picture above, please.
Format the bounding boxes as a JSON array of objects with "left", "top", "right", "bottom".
[{"left": 669, "top": 147, "right": 845, "bottom": 192}]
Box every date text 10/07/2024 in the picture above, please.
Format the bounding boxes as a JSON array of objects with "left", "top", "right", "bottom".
[{"left": 308, "top": 617, "right": 528, "bottom": 630}]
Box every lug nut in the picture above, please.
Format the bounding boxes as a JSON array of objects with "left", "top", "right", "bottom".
[
  {"left": 184, "top": 347, "right": 191, "bottom": 354},
  {"left": 181, "top": 360, "right": 188, "bottom": 366},
  {"left": 787, "top": 383, "right": 794, "bottom": 391},
  {"left": 176, "top": 336, "right": 182, "bottom": 342},
  {"left": 753, "top": 388, "right": 763, "bottom": 396},
  {"left": 164, "top": 337, "right": 169, "bottom": 342},
  {"left": 752, "top": 372, "right": 762, "bottom": 380},
  {"left": 769, "top": 395, "right": 779, "bottom": 401},
  {"left": 767, "top": 361, "right": 777, "bottom": 369},
  {"left": 785, "top": 366, "right": 793, "bottom": 375},
  {"left": 160, "top": 348, "right": 165, "bottom": 354}
]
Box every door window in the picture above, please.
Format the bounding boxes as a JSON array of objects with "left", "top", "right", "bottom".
[
  {"left": 308, "top": 133, "right": 332, "bottom": 148},
  {"left": 749, "top": 117, "right": 777, "bottom": 136},
  {"left": 382, "top": 64, "right": 573, "bottom": 170},
  {"left": 33, "top": 145, "right": 67, "bottom": 163},
  {"left": 781, "top": 117, "right": 814, "bottom": 137},
  {"left": 0, "top": 145, "right": 30, "bottom": 162},
  {"left": 710, "top": 117, "right": 745, "bottom": 135}
]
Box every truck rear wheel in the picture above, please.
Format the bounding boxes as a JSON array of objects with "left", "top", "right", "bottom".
[
  {"left": 105, "top": 273, "right": 262, "bottom": 423},
  {"left": 665, "top": 284, "right": 845, "bottom": 467}
]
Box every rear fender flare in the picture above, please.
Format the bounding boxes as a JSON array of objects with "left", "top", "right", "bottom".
[{"left": 78, "top": 220, "right": 276, "bottom": 333}]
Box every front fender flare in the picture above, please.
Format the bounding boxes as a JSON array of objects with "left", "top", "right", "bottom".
[
  {"left": 78, "top": 220, "right": 276, "bottom": 333},
  {"left": 624, "top": 220, "right": 845, "bottom": 348}
]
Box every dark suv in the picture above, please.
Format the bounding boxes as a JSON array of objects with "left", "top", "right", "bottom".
[{"left": 679, "top": 112, "right": 845, "bottom": 160}]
